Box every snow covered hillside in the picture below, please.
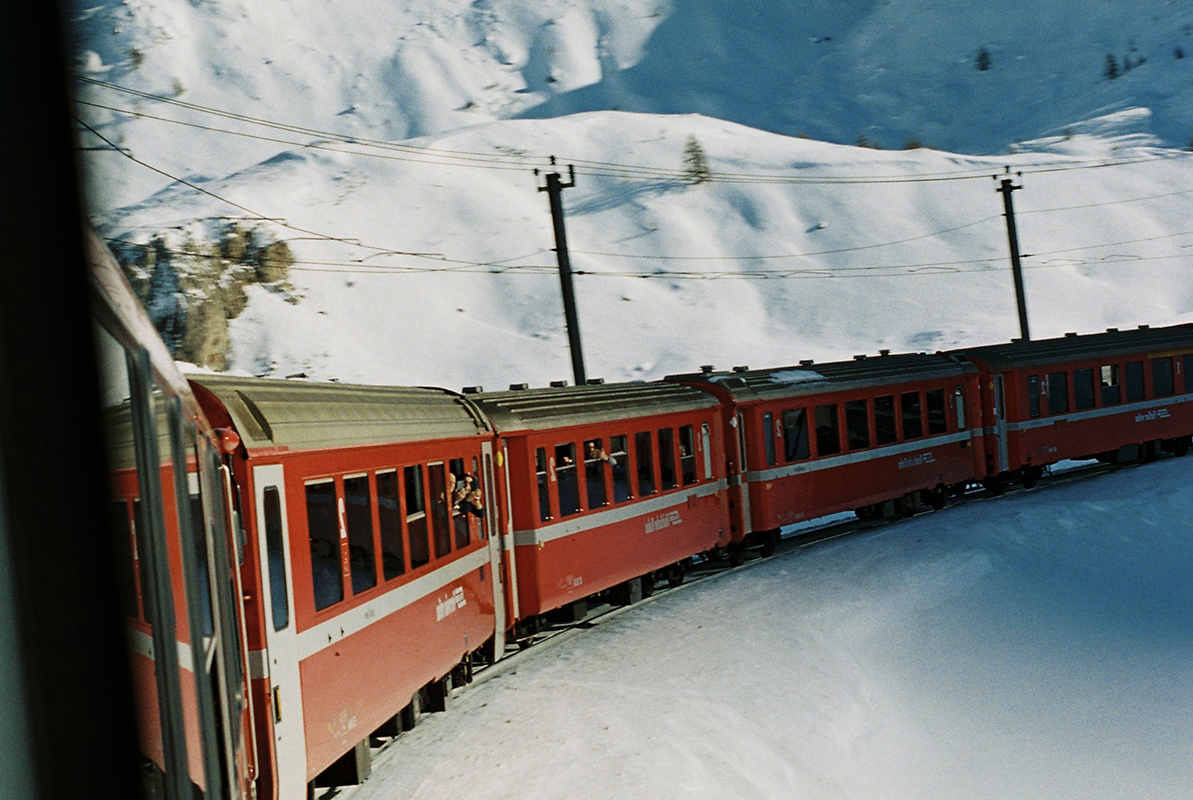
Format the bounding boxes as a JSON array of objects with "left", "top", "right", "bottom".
[
  {"left": 68, "top": 1, "right": 1193, "bottom": 391},
  {"left": 349, "top": 459, "right": 1193, "bottom": 800}
]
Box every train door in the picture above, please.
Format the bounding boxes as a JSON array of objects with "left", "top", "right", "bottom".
[
  {"left": 993, "top": 374, "right": 1010, "bottom": 472},
  {"left": 735, "top": 412, "right": 752, "bottom": 535},
  {"left": 500, "top": 441, "right": 520, "bottom": 622},
  {"left": 481, "top": 442, "right": 506, "bottom": 657},
  {"left": 251, "top": 465, "right": 306, "bottom": 799}
]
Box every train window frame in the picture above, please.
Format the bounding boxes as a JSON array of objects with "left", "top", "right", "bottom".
[
  {"left": 952, "top": 386, "right": 967, "bottom": 430},
  {"left": 701, "top": 423, "right": 713, "bottom": 480},
  {"left": 679, "top": 425, "right": 699, "bottom": 485},
  {"left": 1047, "top": 372, "right": 1069, "bottom": 414},
  {"left": 448, "top": 458, "right": 470, "bottom": 550},
  {"left": 555, "top": 443, "right": 581, "bottom": 516},
  {"left": 376, "top": 469, "right": 406, "bottom": 581},
  {"left": 342, "top": 474, "right": 377, "bottom": 595},
  {"left": 1153, "top": 357, "right": 1175, "bottom": 398},
  {"left": 926, "top": 389, "right": 948, "bottom": 435},
  {"left": 304, "top": 479, "right": 343, "bottom": 612},
  {"left": 762, "top": 412, "right": 777, "bottom": 466},
  {"left": 1125, "top": 361, "right": 1145, "bottom": 402},
  {"left": 535, "top": 447, "right": 552, "bottom": 522},
  {"left": 658, "top": 427, "right": 678, "bottom": 490},
  {"left": 404, "top": 464, "right": 431, "bottom": 570},
  {"left": 427, "top": 463, "right": 453, "bottom": 559},
  {"left": 782, "top": 408, "right": 810, "bottom": 462},
  {"left": 1183, "top": 354, "right": 1193, "bottom": 393},
  {"left": 610, "top": 435, "right": 631, "bottom": 502},
  {"left": 262, "top": 485, "right": 290, "bottom": 630},
  {"left": 814, "top": 403, "right": 841, "bottom": 457},
  {"left": 900, "top": 391, "right": 923, "bottom": 440},
  {"left": 1074, "top": 368, "right": 1096, "bottom": 410},
  {"left": 1100, "top": 364, "right": 1121, "bottom": 406},
  {"left": 845, "top": 399, "right": 870, "bottom": 450},
  {"left": 1026, "top": 377, "right": 1041, "bottom": 418},
  {"left": 874, "top": 395, "right": 897, "bottom": 445},
  {"left": 110, "top": 500, "right": 139, "bottom": 619},
  {"left": 583, "top": 438, "right": 609, "bottom": 510},
  {"left": 634, "top": 431, "right": 656, "bottom": 496}
]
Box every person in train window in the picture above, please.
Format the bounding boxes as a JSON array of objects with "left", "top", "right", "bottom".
[
  {"left": 457, "top": 475, "right": 484, "bottom": 519},
  {"left": 585, "top": 441, "right": 617, "bottom": 466}
]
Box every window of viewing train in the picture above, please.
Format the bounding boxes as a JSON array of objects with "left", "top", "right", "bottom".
[
  {"left": 555, "top": 443, "right": 581, "bottom": 516},
  {"left": 924, "top": 389, "right": 947, "bottom": 435},
  {"left": 762, "top": 413, "right": 776, "bottom": 466},
  {"left": 188, "top": 483, "right": 214, "bottom": 637},
  {"left": 449, "top": 458, "right": 470, "bottom": 550},
  {"left": 132, "top": 499, "right": 152, "bottom": 623},
  {"left": 1027, "top": 377, "right": 1041, "bottom": 418},
  {"left": 701, "top": 423, "right": 713, "bottom": 479},
  {"left": 376, "top": 471, "right": 405, "bottom": 580},
  {"left": 305, "top": 481, "right": 343, "bottom": 611},
  {"left": 471, "top": 455, "right": 486, "bottom": 540},
  {"left": 584, "top": 438, "right": 608, "bottom": 510},
  {"left": 1184, "top": 354, "right": 1193, "bottom": 393},
  {"left": 427, "top": 464, "right": 452, "bottom": 558},
  {"left": 845, "top": 399, "right": 869, "bottom": 450},
  {"left": 680, "top": 425, "right": 698, "bottom": 484},
  {"left": 262, "top": 486, "right": 289, "bottom": 630},
  {"left": 110, "top": 500, "right": 138, "bottom": 619},
  {"left": 1153, "top": 357, "right": 1175, "bottom": 397},
  {"left": 1125, "top": 361, "right": 1145, "bottom": 402},
  {"left": 404, "top": 465, "right": 430, "bottom": 569},
  {"left": 635, "top": 432, "right": 656, "bottom": 496},
  {"left": 815, "top": 404, "right": 841, "bottom": 456},
  {"left": 536, "top": 448, "right": 551, "bottom": 521},
  {"left": 658, "top": 428, "right": 678, "bottom": 490},
  {"left": 610, "top": 436, "right": 631, "bottom": 502},
  {"left": 953, "top": 387, "right": 967, "bottom": 429},
  {"left": 1074, "top": 368, "right": 1096, "bottom": 410},
  {"left": 874, "top": 396, "right": 897, "bottom": 445},
  {"left": 782, "top": 408, "right": 810, "bottom": 461},
  {"left": 1047, "top": 372, "right": 1069, "bottom": 414},
  {"left": 901, "top": 392, "right": 923, "bottom": 439},
  {"left": 343, "top": 476, "right": 377, "bottom": 594},
  {"left": 1100, "top": 364, "right": 1121, "bottom": 405}
]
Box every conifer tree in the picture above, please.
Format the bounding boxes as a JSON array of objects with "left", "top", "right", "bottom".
[{"left": 683, "top": 135, "right": 711, "bottom": 184}]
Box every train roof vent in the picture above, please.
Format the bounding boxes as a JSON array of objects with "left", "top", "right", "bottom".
[
  {"left": 879, "top": 349, "right": 891, "bottom": 356},
  {"left": 1106, "top": 327, "right": 1119, "bottom": 332},
  {"left": 1064, "top": 332, "right": 1078, "bottom": 337},
  {"left": 549, "top": 380, "right": 568, "bottom": 387},
  {"left": 462, "top": 386, "right": 483, "bottom": 394},
  {"left": 586, "top": 377, "right": 605, "bottom": 385},
  {"left": 853, "top": 354, "right": 867, "bottom": 360},
  {"left": 1138, "top": 324, "right": 1150, "bottom": 329},
  {"left": 700, "top": 364, "right": 715, "bottom": 374},
  {"left": 509, "top": 383, "right": 529, "bottom": 390},
  {"left": 799, "top": 359, "right": 814, "bottom": 366},
  {"left": 732, "top": 365, "right": 749, "bottom": 373}
]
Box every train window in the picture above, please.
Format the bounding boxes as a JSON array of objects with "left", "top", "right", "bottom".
[
  {"left": 635, "top": 432, "right": 656, "bottom": 496},
  {"left": 845, "top": 400, "right": 869, "bottom": 450},
  {"left": 1184, "top": 354, "right": 1193, "bottom": 393},
  {"left": 584, "top": 439, "right": 609, "bottom": 510},
  {"left": 814, "top": 404, "right": 841, "bottom": 456},
  {"left": 449, "top": 458, "right": 469, "bottom": 549},
  {"left": 305, "top": 481, "right": 343, "bottom": 611},
  {"left": 555, "top": 444, "right": 581, "bottom": 516},
  {"left": 1125, "top": 361, "right": 1144, "bottom": 402},
  {"left": 953, "top": 387, "right": 967, "bottom": 430},
  {"left": 536, "top": 448, "right": 551, "bottom": 521},
  {"left": 1100, "top": 364, "right": 1121, "bottom": 405},
  {"left": 701, "top": 423, "right": 713, "bottom": 479},
  {"left": 376, "top": 471, "right": 405, "bottom": 580},
  {"left": 427, "top": 464, "right": 452, "bottom": 558},
  {"left": 470, "top": 456, "right": 485, "bottom": 540},
  {"left": 1026, "top": 377, "right": 1041, "bottom": 418},
  {"left": 901, "top": 392, "right": 923, "bottom": 439},
  {"left": 658, "top": 428, "right": 678, "bottom": 490},
  {"left": 874, "top": 396, "right": 897, "bottom": 445},
  {"left": 1153, "top": 357, "right": 1175, "bottom": 397},
  {"left": 1074, "top": 368, "right": 1096, "bottom": 410},
  {"left": 132, "top": 499, "right": 151, "bottom": 623},
  {"left": 1047, "top": 372, "right": 1069, "bottom": 414},
  {"left": 926, "top": 389, "right": 947, "bottom": 434},
  {"left": 762, "top": 413, "right": 777, "bottom": 466},
  {"left": 110, "top": 501, "right": 138, "bottom": 619},
  {"left": 782, "top": 408, "right": 810, "bottom": 461},
  {"left": 343, "top": 476, "right": 377, "bottom": 594},
  {"left": 610, "top": 436, "right": 631, "bottom": 502},
  {"left": 262, "top": 487, "right": 290, "bottom": 630},
  {"left": 188, "top": 483, "right": 215, "bottom": 637},
  {"left": 680, "top": 425, "right": 698, "bottom": 484},
  {"left": 405, "top": 466, "right": 430, "bottom": 569}
]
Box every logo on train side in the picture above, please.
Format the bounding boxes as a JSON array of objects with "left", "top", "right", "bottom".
[
  {"left": 327, "top": 709, "right": 358, "bottom": 739},
  {"left": 645, "top": 510, "right": 681, "bottom": 533},
  {"left": 1135, "top": 409, "right": 1170, "bottom": 422},
  {"left": 436, "top": 586, "right": 466, "bottom": 621},
  {"left": 897, "top": 452, "right": 935, "bottom": 470}
]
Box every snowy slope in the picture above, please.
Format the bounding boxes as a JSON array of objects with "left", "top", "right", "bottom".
[{"left": 347, "top": 459, "right": 1193, "bottom": 800}]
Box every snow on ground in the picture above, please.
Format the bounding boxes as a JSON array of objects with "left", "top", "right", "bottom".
[{"left": 349, "top": 459, "right": 1193, "bottom": 800}]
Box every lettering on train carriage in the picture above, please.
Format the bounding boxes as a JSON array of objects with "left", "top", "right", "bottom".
[
  {"left": 645, "top": 510, "right": 682, "bottom": 533},
  {"left": 435, "top": 586, "right": 467, "bottom": 621},
  {"left": 1136, "top": 409, "right": 1171, "bottom": 422},
  {"left": 897, "top": 452, "right": 936, "bottom": 470}
]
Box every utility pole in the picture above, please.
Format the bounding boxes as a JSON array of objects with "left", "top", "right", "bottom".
[
  {"left": 995, "top": 168, "right": 1031, "bottom": 341},
  {"left": 535, "top": 156, "right": 586, "bottom": 385}
]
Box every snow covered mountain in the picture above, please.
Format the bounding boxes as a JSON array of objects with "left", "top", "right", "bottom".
[{"left": 69, "top": 0, "right": 1193, "bottom": 390}]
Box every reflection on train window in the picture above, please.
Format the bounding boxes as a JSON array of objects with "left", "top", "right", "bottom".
[
  {"left": 815, "top": 404, "right": 840, "bottom": 456},
  {"left": 306, "top": 481, "right": 342, "bottom": 611},
  {"left": 925, "top": 388, "right": 947, "bottom": 434},
  {"left": 344, "top": 476, "right": 377, "bottom": 594},
  {"left": 845, "top": 399, "right": 869, "bottom": 450},
  {"left": 110, "top": 500, "right": 138, "bottom": 619},
  {"left": 555, "top": 443, "right": 580, "bottom": 516},
  {"left": 1125, "top": 361, "right": 1144, "bottom": 402},
  {"left": 536, "top": 448, "right": 551, "bottom": 522},
  {"left": 1100, "top": 364, "right": 1121, "bottom": 405},
  {"left": 427, "top": 463, "right": 452, "bottom": 558},
  {"left": 679, "top": 425, "right": 698, "bottom": 484},
  {"left": 901, "top": 392, "right": 923, "bottom": 439},
  {"left": 782, "top": 408, "right": 809, "bottom": 461},
  {"left": 952, "top": 387, "right": 967, "bottom": 429},
  {"left": 404, "top": 465, "right": 430, "bottom": 569},
  {"left": 376, "top": 471, "right": 406, "bottom": 580},
  {"left": 1074, "top": 368, "right": 1096, "bottom": 410},
  {"left": 262, "top": 486, "right": 289, "bottom": 629},
  {"left": 584, "top": 439, "right": 609, "bottom": 510},
  {"left": 658, "top": 428, "right": 677, "bottom": 490},
  {"left": 762, "top": 413, "right": 776, "bottom": 466},
  {"left": 874, "top": 396, "right": 897, "bottom": 445},
  {"left": 635, "top": 432, "right": 656, "bottom": 496},
  {"left": 610, "top": 435, "right": 631, "bottom": 502},
  {"left": 1153, "top": 357, "right": 1174, "bottom": 397},
  {"left": 1047, "top": 372, "right": 1069, "bottom": 414}
]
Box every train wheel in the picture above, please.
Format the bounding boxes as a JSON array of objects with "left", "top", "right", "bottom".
[
  {"left": 666, "top": 563, "right": 686, "bottom": 589},
  {"left": 929, "top": 489, "right": 947, "bottom": 510},
  {"left": 1021, "top": 467, "right": 1042, "bottom": 489},
  {"left": 641, "top": 572, "right": 656, "bottom": 598},
  {"left": 727, "top": 543, "right": 746, "bottom": 566},
  {"left": 1174, "top": 438, "right": 1191, "bottom": 457}
]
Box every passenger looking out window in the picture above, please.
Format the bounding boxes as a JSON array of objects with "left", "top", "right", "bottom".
[
  {"left": 584, "top": 439, "right": 610, "bottom": 510},
  {"left": 1100, "top": 364, "right": 1121, "bottom": 405}
]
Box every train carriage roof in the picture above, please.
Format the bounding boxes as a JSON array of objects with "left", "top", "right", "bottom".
[
  {"left": 187, "top": 374, "right": 489, "bottom": 453},
  {"left": 950, "top": 324, "right": 1193, "bottom": 370},
  {"left": 466, "top": 381, "right": 720, "bottom": 433},
  {"left": 667, "top": 352, "right": 977, "bottom": 402}
]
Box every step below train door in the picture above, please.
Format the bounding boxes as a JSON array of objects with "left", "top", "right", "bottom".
[
  {"left": 480, "top": 441, "right": 505, "bottom": 657},
  {"left": 252, "top": 464, "right": 306, "bottom": 799}
]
